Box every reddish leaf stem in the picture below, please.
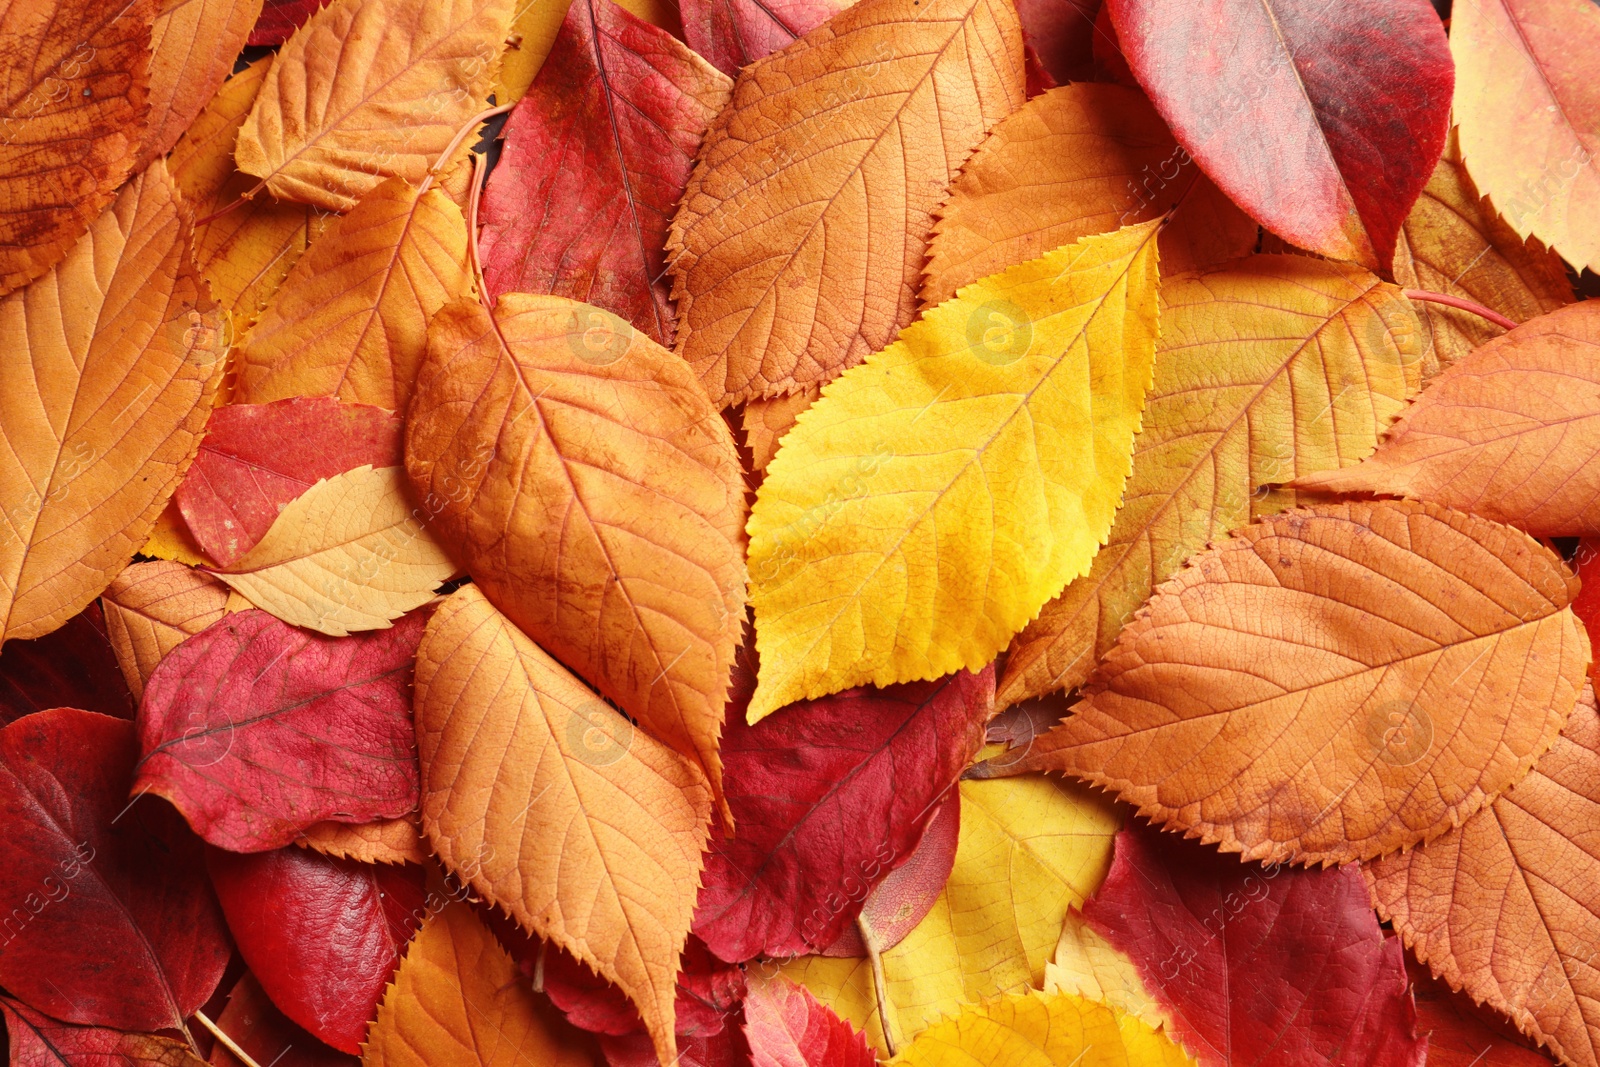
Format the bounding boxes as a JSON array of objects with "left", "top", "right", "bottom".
[
  {"left": 418, "top": 102, "right": 515, "bottom": 196},
  {"left": 1401, "top": 289, "right": 1518, "bottom": 331},
  {"left": 193, "top": 178, "right": 268, "bottom": 227}
]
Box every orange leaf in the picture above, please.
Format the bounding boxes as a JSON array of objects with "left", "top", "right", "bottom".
[
  {"left": 922, "top": 83, "right": 1255, "bottom": 307},
  {"left": 136, "top": 0, "right": 263, "bottom": 168},
  {"left": 1367, "top": 689, "right": 1600, "bottom": 1067},
  {"left": 0, "top": 0, "right": 158, "bottom": 295},
  {"left": 296, "top": 815, "right": 429, "bottom": 866},
  {"left": 100, "top": 560, "right": 229, "bottom": 700},
  {"left": 1297, "top": 301, "right": 1600, "bottom": 537},
  {"left": 414, "top": 585, "right": 712, "bottom": 1066},
  {"left": 992, "top": 500, "right": 1590, "bottom": 866},
  {"left": 0, "top": 162, "right": 223, "bottom": 645},
  {"left": 742, "top": 386, "right": 817, "bottom": 475},
  {"left": 405, "top": 295, "right": 747, "bottom": 814},
  {"left": 668, "top": 0, "right": 1025, "bottom": 407}
]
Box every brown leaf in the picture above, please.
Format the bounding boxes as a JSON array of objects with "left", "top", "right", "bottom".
[
  {"left": 996, "top": 500, "right": 1591, "bottom": 866},
  {"left": 0, "top": 0, "right": 158, "bottom": 295},
  {"left": 1367, "top": 689, "right": 1600, "bottom": 1067},
  {"left": 136, "top": 0, "right": 264, "bottom": 168},
  {"left": 668, "top": 0, "right": 1025, "bottom": 407},
  {"left": 100, "top": 559, "right": 229, "bottom": 700},
  {"left": 405, "top": 295, "right": 746, "bottom": 812},
  {"left": 235, "top": 0, "right": 514, "bottom": 212},
  {"left": 414, "top": 585, "right": 712, "bottom": 1065},
  {"left": 0, "top": 161, "right": 223, "bottom": 645}
]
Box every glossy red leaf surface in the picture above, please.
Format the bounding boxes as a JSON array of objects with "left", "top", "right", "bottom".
[
  {"left": 678, "top": 0, "right": 848, "bottom": 77},
  {"left": 174, "top": 398, "right": 402, "bottom": 568},
  {"left": 742, "top": 976, "right": 875, "bottom": 1067},
  {"left": 0, "top": 602, "right": 132, "bottom": 724},
  {"left": 1082, "top": 823, "right": 1425, "bottom": 1067},
  {"left": 0, "top": 709, "right": 229, "bottom": 1031},
  {"left": 209, "top": 972, "right": 359, "bottom": 1067},
  {"left": 477, "top": 0, "right": 732, "bottom": 346},
  {"left": 206, "top": 846, "right": 426, "bottom": 1054},
  {"left": 1105, "top": 0, "right": 1452, "bottom": 269},
  {"left": 135, "top": 608, "right": 425, "bottom": 851},
  {"left": 2, "top": 995, "right": 204, "bottom": 1067},
  {"left": 247, "top": 0, "right": 328, "bottom": 45},
  {"left": 693, "top": 667, "right": 993, "bottom": 963}
]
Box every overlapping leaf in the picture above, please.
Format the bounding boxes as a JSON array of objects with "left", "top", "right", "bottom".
[
  {"left": 887, "top": 990, "right": 1193, "bottom": 1067},
  {"left": 0, "top": 603, "right": 133, "bottom": 722},
  {"left": 1, "top": 997, "right": 207, "bottom": 1067},
  {"left": 101, "top": 560, "right": 230, "bottom": 700},
  {"left": 209, "top": 973, "right": 361, "bottom": 1067},
  {"left": 678, "top": 0, "right": 849, "bottom": 77},
  {"left": 137, "top": 0, "right": 262, "bottom": 167},
  {"left": 297, "top": 814, "right": 428, "bottom": 866},
  {"left": 743, "top": 976, "right": 876, "bottom": 1067}
]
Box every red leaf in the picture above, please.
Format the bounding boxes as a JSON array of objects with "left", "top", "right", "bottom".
[
  {"left": 598, "top": 1025, "right": 751, "bottom": 1067},
  {"left": 0, "top": 602, "right": 133, "bottom": 724},
  {"left": 678, "top": 0, "right": 847, "bottom": 77},
  {"left": 693, "top": 667, "right": 993, "bottom": 962},
  {"left": 1, "top": 995, "right": 203, "bottom": 1067},
  {"left": 477, "top": 0, "right": 733, "bottom": 346},
  {"left": 135, "top": 609, "right": 425, "bottom": 852},
  {"left": 1105, "top": 0, "right": 1451, "bottom": 270},
  {"left": 175, "top": 398, "right": 403, "bottom": 568},
  {"left": 0, "top": 709, "right": 229, "bottom": 1032},
  {"left": 818, "top": 784, "right": 958, "bottom": 957},
  {"left": 208, "top": 972, "right": 359, "bottom": 1067},
  {"left": 206, "top": 847, "right": 426, "bottom": 1054},
  {"left": 247, "top": 0, "right": 329, "bottom": 45},
  {"left": 1082, "top": 823, "right": 1425, "bottom": 1067},
  {"left": 544, "top": 935, "right": 746, "bottom": 1039},
  {"left": 1572, "top": 539, "right": 1600, "bottom": 682},
  {"left": 1407, "top": 958, "right": 1555, "bottom": 1067},
  {"left": 742, "top": 977, "right": 875, "bottom": 1067},
  {"left": 1014, "top": 0, "right": 1101, "bottom": 84}
]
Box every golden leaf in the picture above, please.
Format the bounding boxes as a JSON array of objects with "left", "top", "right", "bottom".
[
  {"left": 886, "top": 991, "right": 1193, "bottom": 1067},
  {"left": 136, "top": 0, "right": 263, "bottom": 167},
  {"left": 101, "top": 560, "right": 229, "bottom": 700}
]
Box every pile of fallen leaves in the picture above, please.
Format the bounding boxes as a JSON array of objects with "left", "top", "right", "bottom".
[{"left": 3, "top": 0, "right": 1600, "bottom": 1063}]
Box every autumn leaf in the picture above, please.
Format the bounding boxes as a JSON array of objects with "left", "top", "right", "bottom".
[
  {"left": 136, "top": 608, "right": 426, "bottom": 850},
  {"left": 743, "top": 387, "right": 818, "bottom": 475},
  {"left": 0, "top": 161, "right": 223, "bottom": 646},
  {"left": 248, "top": 0, "right": 326, "bottom": 43},
  {"left": 1044, "top": 912, "right": 1168, "bottom": 1032},
  {"left": 678, "top": 0, "right": 849, "bottom": 77},
  {"left": 235, "top": 180, "right": 473, "bottom": 413},
  {"left": 1452, "top": 0, "right": 1600, "bottom": 274},
  {"left": 101, "top": 559, "right": 230, "bottom": 700},
  {"left": 477, "top": 0, "right": 731, "bottom": 346},
  {"left": 887, "top": 990, "right": 1194, "bottom": 1067},
  {"left": 1104, "top": 0, "right": 1452, "bottom": 271},
  {"left": 1, "top": 996, "right": 207, "bottom": 1067},
  {"left": 998, "top": 254, "right": 1422, "bottom": 710},
  {"left": 235, "top": 0, "right": 514, "bottom": 211},
  {"left": 363, "top": 901, "right": 598, "bottom": 1067},
  {"left": 995, "top": 500, "right": 1590, "bottom": 866},
  {"left": 413, "top": 585, "right": 712, "bottom": 1066},
  {"left": 668, "top": 0, "right": 1025, "bottom": 407},
  {"left": 746, "top": 222, "right": 1160, "bottom": 719},
  {"left": 0, "top": 709, "right": 229, "bottom": 1031},
  {"left": 696, "top": 669, "right": 991, "bottom": 962},
  {"left": 176, "top": 398, "right": 403, "bottom": 567},
  {"left": 297, "top": 814, "right": 429, "bottom": 866},
  {"left": 211, "top": 465, "right": 455, "bottom": 636},
  {"left": 1013, "top": 0, "right": 1098, "bottom": 84},
  {"left": 1407, "top": 960, "right": 1557, "bottom": 1067},
  {"left": 539, "top": 933, "right": 744, "bottom": 1041},
  {"left": 922, "top": 83, "right": 1255, "bottom": 307},
  {"left": 1366, "top": 689, "right": 1600, "bottom": 1067},
  {"left": 1396, "top": 140, "right": 1574, "bottom": 378},
  {"left": 0, "top": 602, "right": 134, "bottom": 723},
  {"left": 1297, "top": 301, "right": 1600, "bottom": 537},
  {"left": 137, "top": 0, "right": 263, "bottom": 168},
  {"left": 405, "top": 294, "right": 746, "bottom": 807},
  {"left": 209, "top": 973, "right": 361, "bottom": 1067},
  {"left": 209, "top": 846, "right": 424, "bottom": 1053},
  {"left": 1083, "top": 824, "right": 1424, "bottom": 1067},
  {"left": 783, "top": 776, "right": 1120, "bottom": 1054},
  {"left": 743, "top": 975, "right": 877, "bottom": 1067},
  {"left": 0, "top": 0, "right": 157, "bottom": 294}
]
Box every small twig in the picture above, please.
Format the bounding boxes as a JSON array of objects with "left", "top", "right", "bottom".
[
  {"left": 418, "top": 102, "right": 515, "bottom": 196},
  {"left": 1402, "top": 288, "right": 1518, "bottom": 331},
  {"left": 858, "top": 912, "right": 897, "bottom": 1058},
  {"left": 193, "top": 1010, "right": 265, "bottom": 1067},
  {"left": 467, "top": 151, "right": 490, "bottom": 309}
]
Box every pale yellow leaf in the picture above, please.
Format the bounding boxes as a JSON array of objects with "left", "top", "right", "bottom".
[{"left": 1044, "top": 913, "right": 1169, "bottom": 1033}]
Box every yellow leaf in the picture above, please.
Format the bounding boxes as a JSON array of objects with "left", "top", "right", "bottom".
[
  {"left": 998, "top": 255, "right": 1422, "bottom": 710},
  {"left": 1044, "top": 913, "right": 1169, "bottom": 1033},
  {"left": 496, "top": 0, "right": 574, "bottom": 105},
  {"left": 414, "top": 585, "right": 712, "bottom": 1066},
  {"left": 137, "top": 0, "right": 263, "bottom": 167},
  {"left": 362, "top": 901, "right": 596, "bottom": 1067},
  {"left": 405, "top": 294, "right": 747, "bottom": 815},
  {"left": 237, "top": 0, "right": 515, "bottom": 212},
  {"left": 0, "top": 161, "right": 223, "bottom": 644},
  {"left": 212, "top": 465, "right": 455, "bottom": 636},
  {"left": 235, "top": 177, "right": 473, "bottom": 413},
  {"left": 141, "top": 499, "right": 215, "bottom": 568},
  {"left": 668, "top": 0, "right": 1025, "bottom": 407},
  {"left": 746, "top": 222, "right": 1160, "bottom": 720},
  {"left": 783, "top": 776, "right": 1120, "bottom": 1054},
  {"left": 101, "top": 560, "right": 230, "bottom": 700},
  {"left": 887, "top": 990, "right": 1193, "bottom": 1067}
]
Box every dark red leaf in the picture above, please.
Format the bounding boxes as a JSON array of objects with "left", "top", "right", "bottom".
[
  {"left": 207, "top": 972, "right": 358, "bottom": 1067},
  {"left": 544, "top": 935, "right": 746, "bottom": 1039},
  {"left": 1, "top": 995, "right": 203, "bottom": 1067},
  {"left": 599, "top": 1023, "right": 751, "bottom": 1067},
  {"left": 694, "top": 667, "right": 994, "bottom": 962},
  {"left": 742, "top": 977, "right": 875, "bottom": 1067},
  {"left": 1571, "top": 538, "right": 1600, "bottom": 682},
  {"left": 247, "top": 0, "right": 329, "bottom": 46},
  {"left": 476, "top": 0, "right": 732, "bottom": 346},
  {"left": 678, "top": 0, "right": 846, "bottom": 77},
  {"left": 1406, "top": 958, "right": 1554, "bottom": 1067},
  {"left": 0, "top": 602, "right": 133, "bottom": 724},
  {"left": 175, "top": 398, "right": 402, "bottom": 568},
  {"left": 206, "top": 847, "right": 426, "bottom": 1055},
  {"left": 1105, "top": 0, "right": 1452, "bottom": 270},
  {"left": 0, "top": 709, "right": 230, "bottom": 1032},
  {"left": 135, "top": 609, "right": 425, "bottom": 852},
  {"left": 1082, "top": 823, "right": 1425, "bottom": 1067},
  {"left": 1014, "top": 0, "right": 1100, "bottom": 84}
]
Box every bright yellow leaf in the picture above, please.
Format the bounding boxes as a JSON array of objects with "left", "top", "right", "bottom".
[{"left": 746, "top": 222, "right": 1161, "bottom": 719}]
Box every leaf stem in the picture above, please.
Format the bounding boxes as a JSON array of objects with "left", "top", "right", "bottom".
[
  {"left": 467, "top": 151, "right": 490, "bottom": 309},
  {"left": 193, "top": 178, "right": 268, "bottom": 227},
  {"left": 1401, "top": 289, "right": 1518, "bottom": 331},
  {"left": 193, "top": 1010, "right": 265, "bottom": 1067},
  {"left": 418, "top": 102, "right": 515, "bottom": 197},
  {"left": 858, "top": 912, "right": 897, "bottom": 1057}
]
